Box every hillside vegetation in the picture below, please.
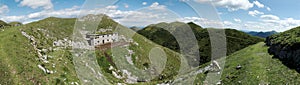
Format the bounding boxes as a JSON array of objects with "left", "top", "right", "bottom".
[
  {"left": 0, "top": 18, "right": 79, "bottom": 84},
  {"left": 194, "top": 42, "right": 300, "bottom": 84},
  {"left": 0, "top": 20, "right": 10, "bottom": 28},
  {"left": 8, "top": 22, "right": 22, "bottom": 26},
  {"left": 137, "top": 22, "right": 264, "bottom": 65},
  {"left": 0, "top": 15, "right": 187, "bottom": 84},
  {"left": 0, "top": 21, "right": 22, "bottom": 29},
  {"left": 266, "top": 26, "right": 300, "bottom": 71},
  {"left": 247, "top": 31, "right": 277, "bottom": 38}
]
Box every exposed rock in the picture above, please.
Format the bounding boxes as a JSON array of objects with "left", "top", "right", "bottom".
[
  {"left": 238, "top": 81, "right": 242, "bottom": 83},
  {"left": 112, "top": 71, "right": 122, "bottom": 79},
  {"left": 121, "top": 69, "right": 138, "bottom": 84},
  {"left": 236, "top": 65, "right": 242, "bottom": 70},
  {"left": 216, "top": 80, "right": 222, "bottom": 85},
  {"left": 37, "top": 64, "right": 53, "bottom": 74},
  {"left": 266, "top": 36, "right": 300, "bottom": 71},
  {"left": 21, "top": 31, "right": 49, "bottom": 63},
  {"left": 209, "top": 60, "right": 221, "bottom": 72}
]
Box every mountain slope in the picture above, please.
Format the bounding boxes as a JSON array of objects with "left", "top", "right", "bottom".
[
  {"left": 246, "top": 31, "right": 277, "bottom": 38},
  {"left": 0, "top": 20, "right": 10, "bottom": 28},
  {"left": 137, "top": 22, "right": 264, "bottom": 65},
  {"left": 194, "top": 42, "right": 300, "bottom": 84},
  {"left": 0, "top": 15, "right": 185, "bottom": 84},
  {"left": 266, "top": 26, "right": 300, "bottom": 71},
  {"left": 8, "top": 22, "right": 22, "bottom": 26},
  {"left": 0, "top": 18, "right": 79, "bottom": 84},
  {"left": 221, "top": 42, "right": 300, "bottom": 84}
]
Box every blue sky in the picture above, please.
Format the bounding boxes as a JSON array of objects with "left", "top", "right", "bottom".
[{"left": 0, "top": 0, "right": 300, "bottom": 32}]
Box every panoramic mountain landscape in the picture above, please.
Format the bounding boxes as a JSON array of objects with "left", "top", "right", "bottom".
[
  {"left": 1, "top": 0, "right": 300, "bottom": 85},
  {"left": 246, "top": 30, "right": 278, "bottom": 38}
]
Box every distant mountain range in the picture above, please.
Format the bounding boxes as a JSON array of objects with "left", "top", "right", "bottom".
[
  {"left": 0, "top": 20, "right": 22, "bottom": 28},
  {"left": 245, "top": 30, "right": 278, "bottom": 38}
]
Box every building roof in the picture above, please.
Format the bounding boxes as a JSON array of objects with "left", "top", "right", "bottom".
[{"left": 86, "top": 32, "right": 118, "bottom": 36}]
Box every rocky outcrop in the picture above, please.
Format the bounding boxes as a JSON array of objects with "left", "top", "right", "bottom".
[{"left": 266, "top": 36, "right": 300, "bottom": 71}]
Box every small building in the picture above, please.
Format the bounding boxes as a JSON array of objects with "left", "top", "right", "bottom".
[{"left": 86, "top": 33, "right": 118, "bottom": 46}]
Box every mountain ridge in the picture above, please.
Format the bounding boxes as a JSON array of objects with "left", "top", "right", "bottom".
[
  {"left": 137, "top": 21, "right": 264, "bottom": 65},
  {"left": 266, "top": 26, "right": 300, "bottom": 72},
  {"left": 0, "top": 14, "right": 189, "bottom": 84},
  {"left": 246, "top": 30, "right": 277, "bottom": 38}
]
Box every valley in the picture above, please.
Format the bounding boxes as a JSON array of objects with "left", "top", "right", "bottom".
[{"left": 0, "top": 14, "right": 300, "bottom": 84}]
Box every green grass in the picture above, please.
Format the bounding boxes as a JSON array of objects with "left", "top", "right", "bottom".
[
  {"left": 0, "top": 20, "right": 9, "bottom": 26},
  {"left": 137, "top": 22, "right": 264, "bottom": 65},
  {"left": 0, "top": 14, "right": 284, "bottom": 85},
  {"left": 268, "top": 26, "right": 300, "bottom": 46},
  {"left": 0, "top": 19, "right": 79, "bottom": 84},
  {"left": 195, "top": 42, "right": 300, "bottom": 84},
  {"left": 93, "top": 24, "right": 183, "bottom": 84},
  {"left": 9, "top": 15, "right": 184, "bottom": 84},
  {"left": 0, "top": 27, "right": 46, "bottom": 84}
]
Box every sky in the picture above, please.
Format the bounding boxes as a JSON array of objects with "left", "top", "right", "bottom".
[{"left": 0, "top": 0, "right": 300, "bottom": 32}]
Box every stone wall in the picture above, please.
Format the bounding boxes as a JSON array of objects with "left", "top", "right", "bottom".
[{"left": 87, "top": 33, "right": 118, "bottom": 46}]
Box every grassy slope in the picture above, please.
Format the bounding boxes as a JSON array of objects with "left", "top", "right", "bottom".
[
  {"left": 267, "top": 26, "right": 300, "bottom": 46},
  {"left": 0, "top": 20, "right": 10, "bottom": 28},
  {"left": 0, "top": 15, "right": 184, "bottom": 84},
  {"left": 137, "top": 22, "right": 264, "bottom": 65},
  {"left": 0, "top": 27, "right": 47, "bottom": 84},
  {"left": 95, "top": 22, "right": 182, "bottom": 84},
  {"left": 0, "top": 21, "right": 79, "bottom": 84},
  {"left": 195, "top": 42, "right": 300, "bottom": 84},
  {"left": 8, "top": 22, "right": 22, "bottom": 26}
]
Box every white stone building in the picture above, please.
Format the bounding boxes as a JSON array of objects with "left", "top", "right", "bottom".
[{"left": 86, "top": 33, "right": 118, "bottom": 46}]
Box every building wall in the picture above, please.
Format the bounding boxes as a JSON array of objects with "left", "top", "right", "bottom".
[{"left": 87, "top": 33, "right": 118, "bottom": 46}]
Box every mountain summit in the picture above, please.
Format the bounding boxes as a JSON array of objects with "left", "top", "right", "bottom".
[{"left": 137, "top": 22, "right": 264, "bottom": 65}]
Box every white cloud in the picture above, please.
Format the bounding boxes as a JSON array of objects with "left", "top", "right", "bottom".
[
  {"left": 17, "top": 0, "right": 53, "bottom": 10},
  {"left": 195, "top": 0, "right": 254, "bottom": 11},
  {"left": 177, "top": 17, "right": 224, "bottom": 28},
  {"left": 1, "top": 1, "right": 298, "bottom": 32},
  {"left": 106, "top": 5, "right": 118, "bottom": 9},
  {"left": 142, "top": 2, "right": 147, "bottom": 5},
  {"left": 259, "top": 14, "right": 300, "bottom": 31},
  {"left": 124, "top": 3, "right": 129, "bottom": 8},
  {"left": 223, "top": 21, "right": 233, "bottom": 26},
  {"left": 114, "top": 4, "right": 176, "bottom": 26},
  {"left": 218, "top": 12, "right": 223, "bottom": 15},
  {"left": 0, "top": 15, "right": 26, "bottom": 22},
  {"left": 1, "top": 3, "right": 172, "bottom": 26},
  {"left": 260, "top": 14, "right": 280, "bottom": 20},
  {"left": 27, "top": 5, "right": 85, "bottom": 19},
  {"left": 280, "top": 18, "right": 300, "bottom": 27},
  {"left": 239, "top": 14, "right": 300, "bottom": 32},
  {"left": 179, "top": 0, "right": 190, "bottom": 2},
  {"left": 253, "top": 1, "right": 264, "bottom": 8},
  {"left": 248, "top": 10, "right": 264, "bottom": 16},
  {"left": 0, "top": 5, "right": 9, "bottom": 14},
  {"left": 1, "top": 5, "right": 81, "bottom": 23},
  {"left": 266, "top": 7, "right": 271, "bottom": 11},
  {"left": 150, "top": 2, "right": 159, "bottom": 8},
  {"left": 234, "top": 18, "right": 242, "bottom": 23},
  {"left": 178, "top": 15, "right": 300, "bottom": 32},
  {"left": 149, "top": 2, "right": 166, "bottom": 10}
]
